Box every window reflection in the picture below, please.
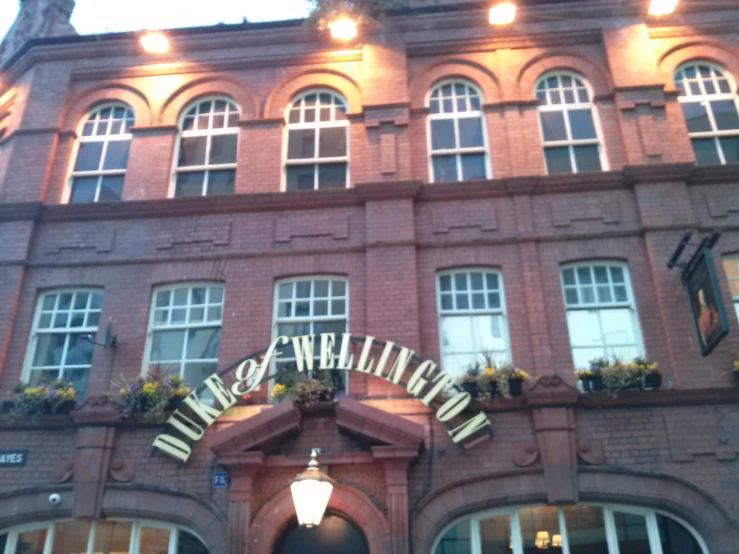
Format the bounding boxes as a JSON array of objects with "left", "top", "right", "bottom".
[
  {"left": 518, "top": 507, "right": 560, "bottom": 554},
  {"left": 562, "top": 505, "right": 608, "bottom": 554}
]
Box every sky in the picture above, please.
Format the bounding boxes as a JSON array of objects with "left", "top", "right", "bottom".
[{"left": 0, "top": 0, "right": 310, "bottom": 41}]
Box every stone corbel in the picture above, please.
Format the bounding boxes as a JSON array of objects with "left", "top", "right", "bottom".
[
  {"left": 577, "top": 439, "right": 605, "bottom": 465},
  {"left": 109, "top": 458, "right": 134, "bottom": 482},
  {"left": 512, "top": 440, "right": 539, "bottom": 468},
  {"left": 50, "top": 458, "right": 74, "bottom": 484}
]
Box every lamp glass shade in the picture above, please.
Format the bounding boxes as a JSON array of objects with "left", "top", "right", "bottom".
[
  {"left": 140, "top": 32, "right": 169, "bottom": 54},
  {"left": 648, "top": 0, "right": 678, "bottom": 15},
  {"left": 535, "top": 530, "right": 550, "bottom": 548},
  {"left": 489, "top": 2, "right": 516, "bottom": 25},
  {"left": 290, "top": 479, "right": 333, "bottom": 527},
  {"left": 329, "top": 18, "right": 358, "bottom": 40},
  {"left": 552, "top": 534, "right": 563, "bottom": 547}
]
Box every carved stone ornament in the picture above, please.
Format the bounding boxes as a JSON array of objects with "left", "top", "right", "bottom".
[
  {"left": 71, "top": 395, "right": 121, "bottom": 425},
  {"left": 109, "top": 458, "right": 134, "bottom": 482},
  {"left": 50, "top": 457, "right": 74, "bottom": 484},
  {"left": 512, "top": 440, "right": 539, "bottom": 467},
  {"left": 0, "top": 0, "right": 77, "bottom": 65},
  {"left": 577, "top": 439, "right": 605, "bottom": 465}
]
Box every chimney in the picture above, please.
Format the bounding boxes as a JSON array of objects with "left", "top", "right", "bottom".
[{"left": 0, "top": 0, "right": 77, "bottom": 66}]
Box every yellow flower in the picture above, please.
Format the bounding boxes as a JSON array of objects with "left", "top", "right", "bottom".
[
  {"left": 142, "top": 382, "right": 158, "bottom": 395},
  {"left": 271, "top": 383, "right": 287, "bottom": 399},
  {"left": 483, "top": 367, "right": 495, "bottom": 376}
]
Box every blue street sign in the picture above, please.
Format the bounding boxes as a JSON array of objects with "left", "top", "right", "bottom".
[{"left": 212, "top": 471, "right": 229, "bottom": 488}]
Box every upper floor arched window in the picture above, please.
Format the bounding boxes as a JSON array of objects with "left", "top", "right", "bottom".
[
  {"left": 284, "top": 89, "right": 349, "bottom": 190},
  {"left": 674, "top": 62, "right": 739, "bottom": 165},
  {"left": 427, "top": 80, "right": 490, "bottom": 182},
  {"left": 535, "top": 72, "right": 606, "bottom": 174},
  {"left": 67, "top": 103, "right": 134, "bottom": 203},
  {"left": 172, "top": 96, "right": 240, "bottom": 197}
]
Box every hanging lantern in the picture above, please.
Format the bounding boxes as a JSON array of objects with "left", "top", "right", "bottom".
[{"left": 290, "top": 450, "right": 334, "bottom": 527}]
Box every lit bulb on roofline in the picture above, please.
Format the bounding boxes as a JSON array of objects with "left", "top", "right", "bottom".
[
  {"left": 648, "top": 0, "right": 678, "bottom": 16},
  {"left": 140, "top": 31, "right": 169, "bottom": 54},
  {"left": 489, "top": 2, "right": 516, "bottom": 25},
  {"left": 328, "top": 17, "right": 357, "bottom": 40}
]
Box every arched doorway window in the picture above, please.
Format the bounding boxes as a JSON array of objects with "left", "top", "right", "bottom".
[
  {"left": 274, "top": 513, "right": 369, "bottom": 554},
  {"left": 432, "top": 503, "right": 708, "bottom": 554}
]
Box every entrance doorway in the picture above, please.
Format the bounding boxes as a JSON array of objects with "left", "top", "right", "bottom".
[{"left": 274, "top": 513, "right": 369, "bottom": 554}]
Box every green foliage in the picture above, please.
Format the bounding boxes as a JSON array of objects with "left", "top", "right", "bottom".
[
  {"left": 271, "top": 375, "right": 336, "bottom": 404},
  {"left": 111, "top": 365, "right": 191, "bottom": 421},
  {"left": 307, "top": 0, "right": 407, "bottom": 28},
  {"left": 1, "top": 380, "right": 77, "bottom": 419}
]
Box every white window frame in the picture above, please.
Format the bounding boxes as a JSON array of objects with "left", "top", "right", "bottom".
[
  {"left": 63, "top": 102, "right": 134, "bottom": 203},
  {"left": 271, "top": 276, "right": 350, "bottom": 392},
  {"left": 425, "top": 79, "right": 492, "bottom": 183},
  {"left": 674, "top": 61, "right": 739, "bottom": 165},
  {"left": 0, "top": 518, "right": 207, "bottom": 554},
  {"left": 722, "top": 256, "right": 739, "bottom": 321},
  {"left": 20, "top": 288, "right": 104, "bottom": 395},
  {"left": 435, "top": 268, "right": 511, "bottom": 375},
  {"left": 281, "top": 88, "right": 350, "bottom": 191},
  {"left": 535, "top": 71, "right": 608, "bottom": 175},
  {"left": 430, "top": 503, "right": 710, "bottom": 554},
  {"left": 168, "top": 95, "right": 240, "bottom": 198},
  {"left": 560, "top": 261, "right": 644, "bottom": 368},
  {"left": 141, "top": 282, "right": 225, "bottom": 385}
]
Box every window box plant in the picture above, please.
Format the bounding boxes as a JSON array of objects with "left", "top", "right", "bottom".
[
  {"left": 733, "top": 354, "right": 739, "bottom": 386},
  {"left": 635, "top": 358, "right": 662, "bottom": 390},
  {"left": 575, "top": 358, "right": 608, "bottom": 392},
  {"left": 112, "top": 367, "right": 191, "bottom": 421},
  {"left": 271, "top": 376, "right": 337, "bottom": 405},
  {"left": 1, "top": 380, "right": 77, "bottom": 418},
  {"left": 495, "top": 366, "right": 530, "bottom": 397}
]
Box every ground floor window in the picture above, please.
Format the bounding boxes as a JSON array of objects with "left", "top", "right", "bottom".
[
  {"left": 433, "top": 503, "right": 707, "bottom": 554},
  {"left": 0, "top": 519, "right": 208, "bottom": 554},
  {"left": 274, "top": 513, "right": 368, "bottom": 554}
]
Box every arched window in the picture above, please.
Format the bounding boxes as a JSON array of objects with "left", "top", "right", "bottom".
[
  {"left": 67, "top": 103, "right": 134, "bottom": 203},
  {"left": 21, "top": 288, "right": 104, "bottom": 399},
  {"left": 0, "top": 519, "right": 209, "bottom": 554},
  {"left": 427, "top": 80, "right": 490, "bottom": 182},
  {"left": 560, "top": 262, "right": 643, "bottom": 369},
  {"left": 284, "top": 90, "right": 349, "bottom": 190},
  {"left": 172, "top": 96, "right": 239, "bottom": 197},
  {"left": 433, "top": 503, "right": 709, "bottom": 554},
  {"left": 674, "top": 62, "right": 739, "bottom": 165},
  {"left": 436, "top": 269, "right": 510, "bottom": 376},
  {"left": 535, "top": 72, "right": 606, "bottom": 174}
]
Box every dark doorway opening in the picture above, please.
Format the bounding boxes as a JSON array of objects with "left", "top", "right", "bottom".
[{"left": 274, "top": 513, "right": 369, "bottom": 554}]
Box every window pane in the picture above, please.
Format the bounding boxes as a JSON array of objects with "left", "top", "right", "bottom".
[
  {"left": 317, "top": 163, "right": 347, "bottom": 189},
  {"left": 102, "top": 140, "right": 130, "bottom": 170},
  {"left": 569, "top": 109, "right": 597, "bottom": 140},
  {"left": 434, "top": 521, "right": 471, "bottom": 554},
  {"left": 518, "top": 506, "right": 560, "bottom": 554},
  {"left": 207, "top": 170, "right": 235, "bottom": 196},
  {"left": 99, "top": 175, "right": 123, "bottom": 201},
  {"left": 657, "top": 514, "right": 703, "bottom": 554},
  {"left": 15, "top": 527, "right": 48, "bottom": 554},
  {"left": 183, "top": 362, "right": 218, "bottom": 389},
  {"left": 710, "top": 99, "right": 739, "bottom": 130},
  {"left": 178, "top": 531, "right": 209, "bottom": 554},
  {"left": 33, "top": 333, "right": 67, "bottom": 367},
  {"left": 600, "top": 308, "right": 637, "bottom": 346},
  {"left": 186, "top": 328, "right": 221, "bottom": 360},
  {"left": 70, "top": 177, "right": 99, "bottom": 203},
  {"left": 458, "top": 117, "right": 484, "bottom": 148},
  {"left": 65, "top": 333, "right": 94, "bottom": 366},
  {"left": 566, "top": 310, "right": 603, "bottom": 348},
  {"left": 540, "top": 111, "right": 567, "bottom": 141},
  {"left": 75, "top": 142, "right": 104, "bottom": 171},
  {"left": 288, "top": 129, "right": 316, "bottom": 159},
  {"left": 286, "top": 165, "right": 315, "bottom": 190},
  {"left": 574, "top": 145, "right": 602, "bottom": 172},
  {"left": 431, "top": 119, "right": 457, "bottom": 150},
  {"left": 178, "top": 136, "right": 207, "bottom": 166},
  {"left": 461, "top": 154, "right": 486, "bottom": 180},
  {"left": 614, "top": 511, "right": 651, "bottom": 554},
  {"left": 432, "top": 155, "right": 458, "bottom": 182},
  {"left": 473, "top": 314, "right": 506, "bottom": 352},
  {"left": 545, "top": 147, "right": 572, "bottom": 174},
  {"left": 92, "top": 520, "right": 133, "bottom": 554},
  {"left": 680, "top": 102, "right": 712, "bottom": 133},
  {"left": 151, "top": 330, "right": 186, "bottom": 362},
  {"left": 139, "top": 526, "right": 171, "bottom": 554},
  {"left": 563, "top": 505, "right": 609, "bottom": 554},
  {"left": 175, "top": 172, "right": 205, "bottom": 197},
  {"left": 319, "top": 127, "right": 347, "bottom": 158},
  {"left": 692, "top": 138, "right": 721, "bottom": 164},
  {"left": 479, "top": 514, "right": 511, "bottom": 554},
  {"left": 209, "top": 134, "right": 238, "bottom": 164},
  {"left": 720, "top": 136, "right": 739, "bottom": 164},
  {"left": 52, "top": 520, "right": 92, "bottom": 554}
]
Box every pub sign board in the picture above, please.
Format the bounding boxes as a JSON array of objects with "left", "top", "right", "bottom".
[
  {"left": 0, "top": 449, "right": 28, "bottom": 467},
  {"left": 685, "top": 248, "right": 729, "bottom": 356}
]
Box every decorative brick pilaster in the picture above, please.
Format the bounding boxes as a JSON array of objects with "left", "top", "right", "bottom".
[{"left": 217, "top": 452, "right": 266, "bottom": 554}]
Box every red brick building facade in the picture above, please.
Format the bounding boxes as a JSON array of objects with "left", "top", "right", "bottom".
[{"left": 0, "top": 0, "right": 738, "bottom": 553}]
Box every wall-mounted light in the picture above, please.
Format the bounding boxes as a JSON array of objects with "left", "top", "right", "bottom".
[
  {"left": 489, "top": 2, "right": 516, "bottom": 25},
  {"left": 552, "top": 534, "right": 563, "bottom": 548},
  {"left": 290, "top": 450, "right": 334, "bottom": 527},
  {"left": 328, "top": 17, "right": 357, "bottom": 40},
  {"left": 648, "top": 0, "right": 678, "bottom": 15},
  {"left": 535, "top": 530, "right": 550, "bottom": 549},
  {"left": 140, "top": 31, "right": 169, "bottom": 54}
]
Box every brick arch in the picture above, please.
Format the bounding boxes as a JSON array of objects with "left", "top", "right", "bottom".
[
  {"left": 408, "top": 58, "right": 502, "bottom": 109},
  {"left": 657, "top": 41, "right": 739, "bottom": 91},
  {"left": 159, "top": 75, "right": 259, "bottom": 125},
  {"left": 517, "top": 51, "right": 612, "bottom": 100},
  {"left": 263, "top": 69, "right": 362, "bottom": 119},
  {"left": 249, "top": 483, "right": 390, "bottom": 554},
  {"left": 62, "top": 84, "right": 151, "bottom": 131},
  {"left": 410, "top": 468, "right": 736, "bottom": 554}
]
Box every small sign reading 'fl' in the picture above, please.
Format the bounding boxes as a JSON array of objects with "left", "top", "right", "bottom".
[
  {"left": 212, "top": 471, "right": 229, "bottom": 488},
  {"left": 0, "top": 450, "right": 28, "bottom": 467}
]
